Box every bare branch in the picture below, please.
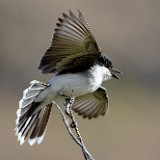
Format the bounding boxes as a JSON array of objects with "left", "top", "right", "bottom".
[{"left": 53, "top": 99, "right": 94, "bottom": 160}]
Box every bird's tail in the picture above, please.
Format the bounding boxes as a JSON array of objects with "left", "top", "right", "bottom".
[{"left": 15, "top": 80, "right": 52, "bottom": 145}]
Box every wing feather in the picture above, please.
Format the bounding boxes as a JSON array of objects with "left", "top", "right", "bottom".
[
  {"left": 38, "top": 10, "right": 100, "bottom": 74},
  {"left": 72, "top": 86, "right": 109, "bottom": 119}
]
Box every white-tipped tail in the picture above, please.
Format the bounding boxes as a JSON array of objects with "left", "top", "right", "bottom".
[{"left": 15, "top": 80, "right": 52, "bottom": 145}]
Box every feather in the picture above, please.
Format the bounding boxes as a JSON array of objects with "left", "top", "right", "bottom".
[
  {"left": 38, "top": 10, "right": 100, "bottom": 74},
  {"left": 15, "top": 80, "right": 51, "bottom": 145},
  {"left": 72, "top": 86, "right": 109, "bottom": 119}
]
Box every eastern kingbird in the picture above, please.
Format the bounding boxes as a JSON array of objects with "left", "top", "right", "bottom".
[{"left": 15, "top": 10, "right": 121, "bottom": 145}]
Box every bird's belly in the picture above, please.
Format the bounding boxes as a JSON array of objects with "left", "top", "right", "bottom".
[{"left": 49, "top": 73, "right": 99, "bottom": 98}]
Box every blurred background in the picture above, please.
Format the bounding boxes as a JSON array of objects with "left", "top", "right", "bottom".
[{"left": 1, "top": 0, "right": 160, "bottom": 159}]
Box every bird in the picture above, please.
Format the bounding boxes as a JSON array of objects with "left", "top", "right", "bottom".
[{"left": 15, "top": 10, "right": 121, "bottom": 146}]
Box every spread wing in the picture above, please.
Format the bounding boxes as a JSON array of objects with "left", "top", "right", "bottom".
[
  {"left": 38, "top": 10, "right": 101, "bottom": 74},
  {"left": 72, "top": 86, "right": 109, "bottom": 119}
]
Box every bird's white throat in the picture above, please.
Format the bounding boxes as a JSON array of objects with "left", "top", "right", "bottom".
[{"left": 88, "top": 64, "right": 112, "bottom": 82}]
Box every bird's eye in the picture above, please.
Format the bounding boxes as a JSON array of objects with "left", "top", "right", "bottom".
[
  {"left": 103, "top": 55, "right": 106, "bottom": 60},
  {"left": 106, "top": 59, "right": 112, "bottom": 68}
]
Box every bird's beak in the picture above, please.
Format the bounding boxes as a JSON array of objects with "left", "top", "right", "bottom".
[{"left": 110, "top": 68, "right": 122, "bottom": 80}]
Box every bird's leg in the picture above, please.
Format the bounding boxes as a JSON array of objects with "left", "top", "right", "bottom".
[
  {"left": 64, "top": 91, "right": 77, "bottom": 128},
  {"left": 58, "top": 90, "right": 74, "bottom": 115},
  {"left": 65, "top": 95, "right": 75, "bottom": 106},
  {"left": 65, "top": 91, "right": 74, "bottom": 115},
  {"left": 58, "top": 90, "right": 75, "bottom": 127}
]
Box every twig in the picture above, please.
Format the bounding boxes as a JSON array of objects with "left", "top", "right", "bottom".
[{"left": 53, "top": 100, "right": 94, "bottom": 160}]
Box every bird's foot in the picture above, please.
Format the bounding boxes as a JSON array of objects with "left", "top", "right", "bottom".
[
  {"left": 65, "top": 96, "right": 74, "bottom": 117},
  {"left": 65, "top": 96, "right": 75, "bottom": 105}
]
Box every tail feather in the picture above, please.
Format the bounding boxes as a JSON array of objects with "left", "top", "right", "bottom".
[
  {"left": 15, "top": 80, "right": 52, "bottom": 145},
  {"left": 29, "top": 104, "right": 52, "bottom": 145},
  {"left": 18, "top": 114, "right": 39, "bottom": 145},
  {"left": 19, "top": 80, "right": 49, "bottom": 109},
  {"left": 37, "top": 105, "right": 52, "bottom": 138}
]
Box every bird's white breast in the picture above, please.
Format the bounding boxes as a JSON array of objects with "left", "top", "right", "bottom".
[
  {"left": 49, "top": 64, "right": 111, "bottom": 97},
  {"left": 49, "top": 73, "right": 91, "bottom": 97}
]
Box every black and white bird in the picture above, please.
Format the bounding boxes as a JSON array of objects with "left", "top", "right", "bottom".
[{"left": 15, "top": 10, "right": 121, "bottom": 145}]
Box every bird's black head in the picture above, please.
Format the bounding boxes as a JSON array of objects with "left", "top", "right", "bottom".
[
  {"left": 98, "top": 55, "right": 113, "bottom": 68},
  {"left": 98, "top": 55, "right": 121, "bottom": 79}
]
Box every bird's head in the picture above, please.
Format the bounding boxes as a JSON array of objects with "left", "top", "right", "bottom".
[{"left": 98, "top": 55, "right": 121, "bottom": 80}]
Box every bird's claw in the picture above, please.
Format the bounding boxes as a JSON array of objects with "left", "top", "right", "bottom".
[{"left": 65, "top": 96, "right": 75, "bottom": 105}]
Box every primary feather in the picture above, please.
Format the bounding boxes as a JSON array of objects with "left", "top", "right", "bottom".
[{"left": 38, "top": 10, "right": 100, "bottom": 74}]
